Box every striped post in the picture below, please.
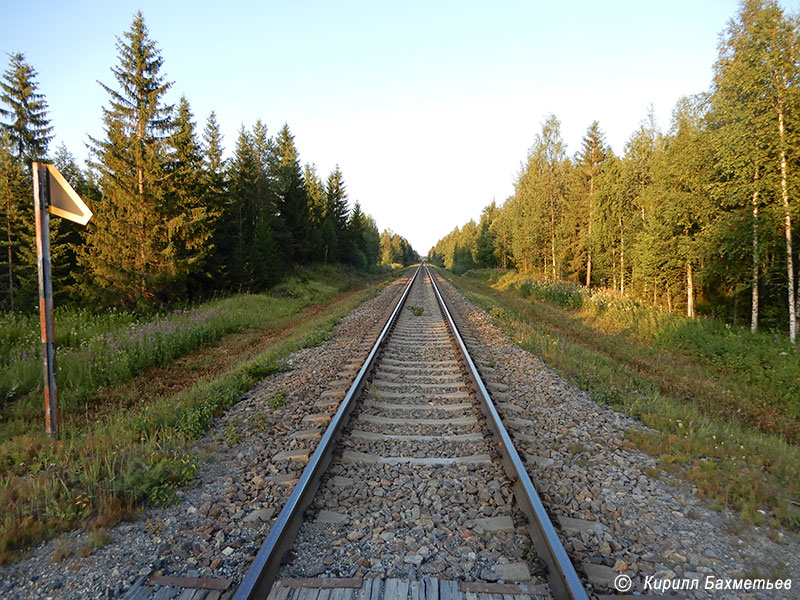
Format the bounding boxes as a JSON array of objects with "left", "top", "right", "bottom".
[{"left": 33, "top": 162, "right": 58, "bottom": 439}]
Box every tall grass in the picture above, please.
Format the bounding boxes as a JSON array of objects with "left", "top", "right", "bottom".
[
  {"left": 0, "top": 265, "right": 363, "bottom": 424},
  {"left": 0, "top": 265, "right": 392, "bottom": 563}
]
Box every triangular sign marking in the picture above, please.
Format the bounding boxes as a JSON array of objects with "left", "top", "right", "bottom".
[{"left": 47, "top": 164, "right": 92, "bottom": 225}]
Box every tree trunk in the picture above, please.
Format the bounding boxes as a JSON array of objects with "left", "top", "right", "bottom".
[
  {"left": 586, "top": 175, "right": 594, "bottom": 288},
  {"left": 777, "top": 105, "right": 796, "bottom": 343},
  {"left": 751, "top": 176, "right": 759, "bottom": 334},
  {"left": 549, "top": 181, "right": 557, "bottom": 279},
  {"left": 585, "top": 251, "right": 592, "bottom": 288},
  {"left": 687, "top": 261, "right": 695, "bottom": 319},
  {"left": 619, "top": 217, "right": 625, "bottom": 295},
  {"left": 667, "top": 283, "right": 672, "bottom": 312},
  {"left": 138, "top": 164, "right": 147, "bottom": 297},
  {"left": 137, "top": 88, "right": 148, "bottom": 298},
  {"left": 5, "top": 202, "right": 13, "bottom": 310}
]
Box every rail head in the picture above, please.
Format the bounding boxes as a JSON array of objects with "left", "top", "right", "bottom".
[
  {"left": 425, "top": 265, "right": 589, "bottom": 600},
  {"left": 233, "top": 264, "right": 422, "bottom": 600}
]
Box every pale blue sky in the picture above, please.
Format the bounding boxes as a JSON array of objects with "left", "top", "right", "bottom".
[{"left": 2, "top": 1, "right": 795, "bottom": 252}]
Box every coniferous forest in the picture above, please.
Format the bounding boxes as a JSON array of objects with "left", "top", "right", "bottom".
[
  {"left": 430, "top": 0, "right": 800, "bottom": 343},
  {"left": 0, "top": 12, "right": 418, "bottom": 312}
]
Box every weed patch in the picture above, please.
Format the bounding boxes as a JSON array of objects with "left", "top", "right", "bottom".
[{"left": 268, "top": 389, "right": 288, "bottom": 410}]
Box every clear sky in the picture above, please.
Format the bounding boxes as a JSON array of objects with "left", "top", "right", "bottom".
[{"left": 2, "top": 1, "right": 795, "bottom": 254}]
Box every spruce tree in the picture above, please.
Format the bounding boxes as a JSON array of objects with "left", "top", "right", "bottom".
[
  {"left": 0, "top": 53, "right": 53, "bottom": 309},
  {"left": 224, "top": 126, "right": 259, "bottom": 288},
  {"left": 202, "top": 111, "right": 228, "bottom": 282},
  {"left": 0, "top": 131, "right": 30, "bottom": 310},
  {"left": 167, "top": 95, "right": 213, "bottom": 295},
  {"left": 83, "top": 11, "right": 176, "bottom": 304},
  {"left": 348, "top": 202, "right": 369, "bottom": 268},
  {"left": 249, "top": 120, "right": 280, "bottom": 287},
  {"left": 50, "top": 144, "right": 89, "bottom": 302},
  {"left": 304, "top": 164, "right": 327, "bottom": 262},
  {"left": 274, "top": 124, "right": 310, "bottom": 263},
  {"left": 577, "top": 122, "right": 607, "bottom": 287},
  {"left": 0, "top": 52, "right": 52, "bottom": 163},
  {"left": 325, "top": 166, "right": 350, "bottom": 262}
]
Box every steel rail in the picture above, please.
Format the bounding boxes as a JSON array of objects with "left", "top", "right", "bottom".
[
  {"left": 426, "top": 265, "right": 589, "bottom": 600},
  {"left": 233, "top": 264, "right": 422, "bottom": 600}
]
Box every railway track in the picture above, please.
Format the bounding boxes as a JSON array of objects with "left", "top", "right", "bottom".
[{"left": 233, "top": 265, "right": 589, "bottom": 600}]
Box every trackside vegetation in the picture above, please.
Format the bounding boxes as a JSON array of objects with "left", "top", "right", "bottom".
[
  {"left": 0, "top": 265, "right": 397, "bottom": 564},
  {"left": 439, "top": 268, "right": 800, "bottom": 531},
  {"left": 430, "top": 0, "right": 800, "bottom": 344}
]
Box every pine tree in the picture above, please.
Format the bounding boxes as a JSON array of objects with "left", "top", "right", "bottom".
[
  {"left": 0, "top": 52, "right": 52, "bottom": 163},
  {"left": 83, "top": 11, "right": 176, "bottom": 304}
]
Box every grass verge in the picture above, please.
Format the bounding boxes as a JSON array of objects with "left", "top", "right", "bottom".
[
  {"left": 0, "top": 265, "right": 400, "bottom": 564},
  {"left": 437, "top": 267, "right": 800, "bottom": 531}
]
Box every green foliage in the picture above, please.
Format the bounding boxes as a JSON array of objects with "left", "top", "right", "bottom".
[
  {"left": 0, "top": 131, "right": 34, "bottom": 312},
  {"left": 442, "top": 268, "right": 800, "bottom": 530},
  {"left": 301, "top": 326, "right": 330, "bottom": 348},
  {"left": 380, "top": 228, "right": 419, "bottom": 267},
  {"left": 2, "top": 20, "right": 419, "bottom": 315},
  {"left": 0, "top": 52, "right": 52, "bottom": 162},
  {"left": 267, "top": 388, "right": 287, "bottom": 409},
  {"left": 82, "top": 11, "right": 184, "bottom": 304},
  {"left": 406, "top": 305, "right": 424, "bottom": 316},
  {"left": 429, "top": 1, "right": 800, "bottom": 343},
  {"left": 0, "top": 52, "right": 55, "bottom": 311},
  {"left": 517, "top": 279, "right": 589, "bottom": 309},
  {"left": 223, "top": 422, "right": 242, "bottom": 447}
]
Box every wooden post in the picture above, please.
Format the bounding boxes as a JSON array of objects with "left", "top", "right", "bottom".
[{"left": 33, "top": 162, "right": 58, "bottom": 438}]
